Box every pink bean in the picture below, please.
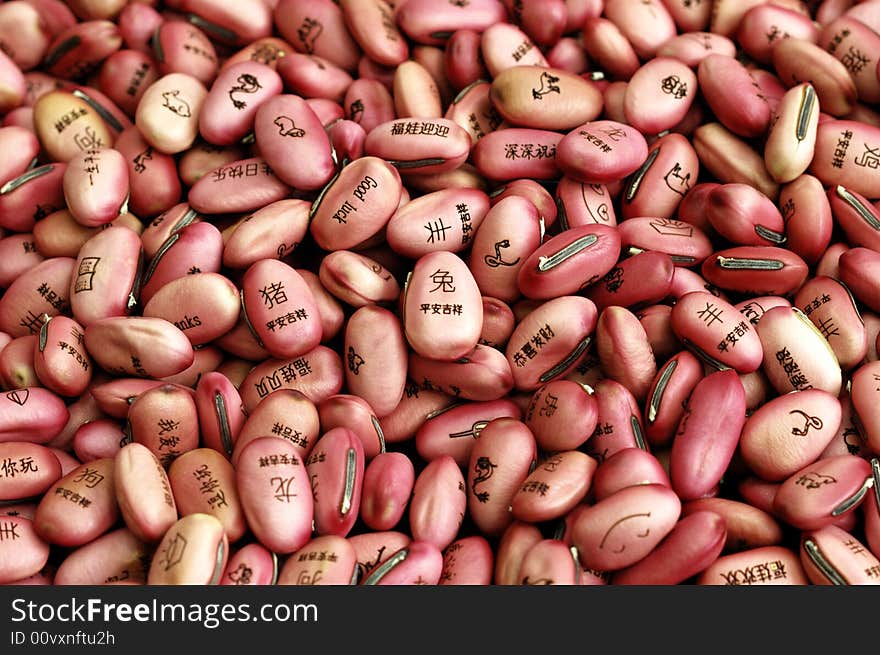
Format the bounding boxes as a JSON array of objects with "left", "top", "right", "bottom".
[
  {"left": 223, "top": 36, "right": 294, "bottom": 73},
  {"left": 389, "top": 188, "right": 490, "bottom": 258},
  {"left": 464, "top": 417, "right": 535, "bottom": 538},
  {"left": 409, "top": 455, "right": 466, "bottom": 551},
  {"left": 188, "top": 156, "right": 292, "bottom": 214},
  {"left": 571, "top": 483, "right": 681, "bottom": 572},
  {"left": 581, "top": 17, "right": 640, "bottom": 80},
  {"left": 472, "top": 127, "right": 564, "bottom": 181},
  {"left": 740, "top": 389, "right": 842, "bottom": 482},
  {"left": 68, "top": 225, "right": 141, "bottom": 327},
  {"left": 810, "top": 119, "right": 880, "bottom": 200},
  {"left": 54, "top": 527, "right": 150, "bottom": 585},
  {"left": 585, "top": 251, "right": 675, "bottom": 312},
  {"left": 146, "top": 513, "right": 228, "bottom": 585},
  {"left": 415, "top": 398, "right": 521, "bottom": 467},
  {"left": 0, "top": 233, "right": 44, "bottom": 290},
  {"left": 113, "top": 442, "right": 177, "bottom": 543},
  {"left": 604, "top": 0, "right": 677, "bottom": 59},
  {"left": 126, "top": 382, "right": 199, "bottom": 468},
  {"left": 199, "top": 61, "right": 282, "bottom": 146},
  {"left": 612, "top": 510, "right": 726, "bottom": 585},
  {"left": 139, "top": 221, "right": 223, "bottom": 305},
  {"left": 318, "top": 249, "right": 400, "bottom": 307},
  {"left": 778, "top": 174, "right": 834, "bottom": 265},
  {"left": 42, "top": 19, "right": 121, "bottom": 81},
  {"left": 670, "top": 290, "right": 763, "bottom": 372},
  {"left": 621, "top": 133, "right": 700, "bottom": 220},
  {"left": 591, "top": 447, "right": 670, "bottom": 501},
  {"left": 239, "top": 345, "right": 344, "bottom": 413},
  {"left": 277, "top": 53, "right": 352, "bottom": 104},
  {"left": 697, "top": 128, "right": 782, "bottom": 206},
  {"left": 232, "top": 389, "right": 319, "bottom": 467},
  {"left": 359, "top": 540, "right": 443, "bottom": 585},
  {"left": 0, "top": 125, "right": 40, "bottom": 186},
  {"left": 409, "top": 343, "right": 514, "bottom": 402},
  {"left": 595, "top": 305, "right": 657, "bottom": 404},
  {"left": 378, "top": 386, "right": 455, "bottom": 445},
  {"left": 467, "top": 195, "right": 542, "bottom": 303},
  {"left": 236, "top": 437, "right": 313, "bottom": 554},
  {"left": 518, "top": 224, "right": 620, "bottom": 299},
  {"left": 706, "top": 183, "right": 787, "bottom": 247},
  {"left": 819, "top": 16, "right": 880, "bottom": 105},
  {"left": 0, "top": 2, "right": 52, "bottom": 71},
  {"left": 309, "top": 156, "right": 402, "bottom": 251},
  {"left": 142, "top": 272, "right": 240, "bottom": 347},
  {"left": 670, "top": 368, "right": 746, "bottom": 501},
  {"left": 33, "top": 314, "right": 91, "bottom": 397},
  {"left": 524, "top": 380, "right": 597, "bottom": 452},
  {"left": 555, "top": 177, "right": 617, "bottom": 228},
  {"left": 88, "top": 377, "right": 165, "bottom": 419},
  {"left": 517, "top": 539, "right": 581, "bottom": 585},
  {"left": 512, "top": 450, "right": 596, "bottom": 524},
  {"left": 0, "top": 514, "right": 50, "bottom": 584},
  {"left": 360, "top": 451, "right": 415, "bottom": 532},
  {"left": 194, "top": 371, "right": 246, "bottom": 458},
  {"left": 624, "top": 57, "right": 697, "bottom": 136},
  {"left": 657, "top": 32, "right": 737, "bottom": 67},
  {"left": 84, "top": 316, "right": 194, "bottom": 379},
  {"left": 343, "top": 77, "right": 396, "bottom": 134},
  {"left": 0, "top": 441, "right": 62, "bottom": 500},
  {"left": 643, "top": 349, "right": 703, "bottom": 448},
  {"left": 800, "top": 523, "right": 880, "bottom": 585},
  {"left": 65, "top": 415, "right": 117, "bottom": 462},
  {"left": 849, "top": 360, "right": 880, "bottom": 454},
  {"left": 697, "top": 545, "right": 808, "bottom": 585},
  {"left": 493, "top": 520, "right": 543, "bottom": 585},
  {"left": 505, "top": 295, "right": 598, "bottom": 391},
  {"left": 365, "top": 117, "right": 471, "bottom": 175},
  {"left": 829, "top": 183, "right": 880, "bottom": 251},
  {"left": 33, "top": 456, "right": 117, "bottom": 547},
  {"left": 479, "top": 23, "right": 547, "bottom": 78},
  {"left": 222, "top": 542, "right": 279, "bottom": 586},
  {"left": 755, "top": 305, "right": 842, "bottom": 397},
  {"left": 772, "top": 454, "right": 872, "bottom": 530},
  {"left": 222, "top": 199, "right": 310, "bottom": 270},
  {"left": 764, "top": 83, "right": 820, "bottom": 184},
  {"left": 490, "top": 65, "right": 603, "bottom": 132},
  {"left": 440, "top": 535, "right": 493, "bottom": 585},
  {"left": 241, "top": 259, "right": 322, "bottom": 360},
  {"left": 113, "top": 125, "right": 181, "bottom": 219},
  {"left": 557, "top": 120, "right": 649, "bottom": 185},
  {"left": 682, "top": 497, "right": 785, "bottom": 552},
  {"left": 274, "top": 0, "right": 361, "bottom": 73},
  {"left": 152, "top": 20, "right": 218, "bottom": 86},
  {"left": 403, "top": 249, "right": 483, "bottom": 361},
  {"left": 135, "top": 72, "right": 207, "bottom": 155},
  {"left": 97, "top": 49, "right": 159, "bottom": 117},
  {"left": 700, "top": 245, "right": 809, "bottom": 297},
  {"left": 306, "top": 426, "right": 364, "bottom": 538},
  {"left": 793, "top": 275, "right": 867, "bottom": 370},
  {"left": 277, "top": 535, "right": 357, "bottom": 585},
  {"left": 0, "top": 162, "right": 67, "bottom": 233}
]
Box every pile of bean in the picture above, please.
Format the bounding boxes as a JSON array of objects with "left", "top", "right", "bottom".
[{"left": 0, "top": 0, "right": 879, "bottom": 586}]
